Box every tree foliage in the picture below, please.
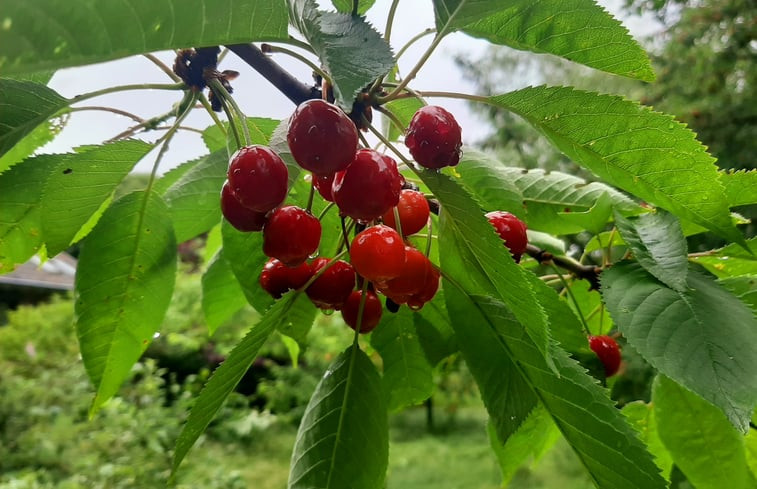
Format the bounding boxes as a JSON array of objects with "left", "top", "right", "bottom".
[{"left": 1, "top": 1, "right": 756, "bottom": 488}]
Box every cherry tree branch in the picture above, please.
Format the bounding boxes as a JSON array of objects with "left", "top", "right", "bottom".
[
  {"left": 226, "top": 43, "right": 321, "bottom": 105},
  {"left": 525, "top": 244, "right": 602, "bottom": 290}
]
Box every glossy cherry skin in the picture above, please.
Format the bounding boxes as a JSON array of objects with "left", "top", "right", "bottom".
[
  {"left": 263, "top": 206, "right": 321, "bottom": 267},
  {"left": 287, "top": 99, "right": 359, "bottom": 175},
  {"left": 382, "top": 189, "right": 430, "bottom": 236},
  {"left": 407, "top": 265, "right": 440, "bottom": 310},
  {"left": 220, "top": 181, "right": 268, "bottom": 232},
  {"left": 259, "top": 258, "right": 313, "bottom": 299},
  {"left": 341, "top": 289, "right": 383, "bottom": 333},
  {"left": 313, "top": 173, "right": 335, "bottom": 202},
  {"left": 306, "top": 258, "right": 356, "bottom": 310},
  {"left": 405, "top": 105, "right": 462, "bottom": 169},
  {"left": 378, "top": 246, "right": 429, "bottom": 304},
  {"left": 589, "top": 335, "right": 622, "bottom": 377},
  {"left": 332, "top": 149, "right": 402, "bottom": 222},
  {"left": 349, "top": 225, "right": 406, "bottom": 283},
  {"left": 227, "top": 145, "right": 289, "bottom": 213},
  {"left": 485, "top": 211, "right": 528, "bottom": 262}
]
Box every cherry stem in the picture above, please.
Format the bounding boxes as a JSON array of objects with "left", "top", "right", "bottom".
[
  {"left": 262, "top": 44, "right": 332, "bottom": 86},
  {"left": 384, "top": 0, "right": 401, "bottom": 44},
  {"left": 424, "top": 216, "right": 433, "bottom": 257},
  {"left": 340, "top": 217, "right": 352, "bottom": 252},
  {"left": 297, "top": 249, "right": 349, "bottom": 292},
  {"left": 550, "top": 263, "right": 592, "bottom": 336},
  {"left": 144, "top": 92, "right": 198, "bottom": 195},
  {"left": 197, "top": 93, "right": 227, "bottom": 136},
  {"left": 352, "top": 279, "right": 370, "bottom": 344},
  {"left": 143, "top": 53, "right": 181, "bottom": 82},
  {"left": 71, "top": 106, "right": 144, "bottom": 123},
  {"left": 306, "top": 178, "right": 316, "bottom": 213},
  {"left": 317, "top": 202, "right": 335, "bottom": 221},
  {"left": 216, "top": 92, "right": 242, "bottom": 150},
  {"left": 395, "top": 28, "right": 436, "bottom": 61},
  {"left": 381, "top": 90, "right": 487, "bottom": 105},
  {"left": 392, "top": 205, "right": 404, "bottom": 237},
  {"left": 374, "top": 105, "right": 406, "bottom": 135},
  {"left": 209, "top": 78, "right": 251, "bottom": 146},
  {"left": 105, "top": 108, "right": 175, "bottom": 142},
  {"left": 69, "top": 82, "right": 185, "bottom": 105},
  {"left": 381, "top": 31, "right": 445, "bottom": 102}
]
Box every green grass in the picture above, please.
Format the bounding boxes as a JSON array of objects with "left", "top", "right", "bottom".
[{"left": 185, "top": 404, "right": 594, "bottom": 489}]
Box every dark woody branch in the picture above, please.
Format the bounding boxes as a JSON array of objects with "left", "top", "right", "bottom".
[
  {"left": 526, "top": 244, "right": 602, "bottom": 290},
  {"left": 226, "top": 43, "right": 321, "bottom": 105}
]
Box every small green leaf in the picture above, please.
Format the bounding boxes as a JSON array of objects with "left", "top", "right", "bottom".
[
  {"left": 201, "top": 251, "right": 249, "bottom": 334},
  {"left": 0, "top": 116, "right": 66, "bottom": 172},
  {"left": 331, "top": 0, "right": 376, "bottom": 15},
  {"left": 447, "top": 286, "right": 667, "bottom": 488},
  {"left": 461, "top": 0, "right": 655, "bottom": 81},
  {"left": 488, "top": 405, "right": 561, "bottom": 486},
  {"left": 602, "top": 262, "right": 757, "bottom": 432},
  {"left": 153, "top": 158, "right": 200, "bottom": 195},
  {"left": 614, "top": 210, "right": 688, "bottom": 292},
  {"left": 1, "top": 1, "right": 289, "bottom": 74},
  {"left": 459, "top": 163, "right": 638, "bottom": 236},
  {"left": 720, "top": 169, "right": 757, "bottom": 207},
  {"left": 75, "top": 190, "right": 177, "bottom": 415},
  {"left": 452, "top": 149, "right": 526, "bottom": 218},
  {"left": 621, "top": 401, "right": 673, "bottom": 481},
  {"left": 490, "top": 87, "right": 742, "bottom": 245},
  {"left": 202, "top": 118, "right": 280, "bottom": 154},
  {"left": 42, "top": 140, "right": 153, "bottom": 255},
  {"left": 288, "top": 345, "right": 388, "bottom": 489},
  {"left": 414, "top": 292, "right": 458, "bottom": 366},
  {"left": 221, "top": 220, "right": 271, "bottom": 313},
  {"left": 163, "top": 150, "right": 227, "bottom": 243},
  {"left": 287, "top": 0, "right": 394, "bottom": 109},
  {"left": 172, "top": 292, "right": 304, "bottom": 477},
  {"left": 384, "top": 97, "right": 423, "bottom": 142},
  {"left": 719, "top": 276, "right": 757, "bottom": 314},
  {"left": 371, "top": 308, "right": 434, "bottom": 411},
  {"left": 691, "top": 238, "right": 757, "bottom": 279},
  {"left": 0, "top": 153, "right": 59, "bottom": 272},
  {"left": 432, "top": 0, "right": 505, "bottom": 33},
  {"left": 0, "top": 79, "right": 68, "bottom": 160},
  {"left": 420, "top": 170, "right": 552, "bottom": 366},
  {"left": 558, "top": 192, "right": 614, "bottom": 235},
  {"left": 654, "top": 375, "right": 756, "bottom": 489}
]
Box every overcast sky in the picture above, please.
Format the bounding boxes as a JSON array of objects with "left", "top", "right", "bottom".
[{"left": 43, "top": 0, "right": 661, "bottom": 173}]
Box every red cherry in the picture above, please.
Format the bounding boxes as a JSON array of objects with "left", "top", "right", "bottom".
[
  {"left": 349, "top": 225, "right": 406, "bottom": 283},
  {"left": 306, "top": 258, "right": 356, "bottom": 310},
  {"left": 287, "top": 99, "right": 359, "bottom": 175},
  {"left": 220, "top": 181, "right": 268, "bottom": 232},
  {"left": 382, "top": 189, "right": 430, "bottom": 236},
  {"left": 589, "top": 335, "right": 622, "bottom": 377},
  {"left": 377, "top": 246, "right": 429, "bottom": 304},
  {"left": 263, "top": 206, "right": 321, "bottom": 267},
  {"left": 259, "top": 258, "right": 313, "bottom": 299},
  {"left": 227, "top": 145, "right": 289, "bottom": 213},
  {"left": 407, "top": 265, "right": 440, "bottom": 310},
  {"left": 332, "top": 149, "right": 402, "bottom": 222},
  {"left": 405, "top": 106, "right": 462, "bottom": 169},
  {"left": 341, "top": 289, "right": 383, "bottom": 333},
  {"left": 313, "top": 173, "right": 335, "bottom": 202},
  {"left": 485, "top": 211, "right": 528, "bottom": 262}
]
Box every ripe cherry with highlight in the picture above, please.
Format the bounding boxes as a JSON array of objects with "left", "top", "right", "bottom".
[
  {"left": 349, "top": 225, "right": 406, "bottom": 284},
  {"left": 332, "top": 149, "right": 402, "bottom": 222},
  {"left": 405, "top": 105, "right": 462, "bottom": 169},
  {"left": 287, "top": 99, "right": 359, "bottom": 175},
  {"left": 263, "top": 206, "right": 321, "bottom": 267},
  {"left": 306, "top": 258, "right": 356, "bottom": 310},
  {"left": 220, "top": 181, "right": 268, "bottom": 232},
  {"left": 341, "top": 289, "right": 383, "bottom": 333},
  {"left": 259, "top": 258, "right": 313, "bottom": 299},
  {"left": 227, "top": 145, "right": 288, "bottom": 213},
  {"left": 382, "top": 189, "right": 430, "bottom": 236}
]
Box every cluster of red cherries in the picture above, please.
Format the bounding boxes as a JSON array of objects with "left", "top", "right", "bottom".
[{"left": 219, "top": 98, "right": 530, "bottom": 334}]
